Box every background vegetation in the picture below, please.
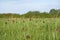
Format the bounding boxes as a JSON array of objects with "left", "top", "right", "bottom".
[{"left": 0, "top": 9, "right": 60, "bottom": 18}]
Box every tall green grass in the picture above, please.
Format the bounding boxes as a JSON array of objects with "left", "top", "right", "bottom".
[{"left": 0, "top": 18, "right": 60, "bottom": 40}]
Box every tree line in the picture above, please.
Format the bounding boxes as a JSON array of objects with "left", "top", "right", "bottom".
[{"left": 0, "top": 9, "right": 60, "bottom": 18}]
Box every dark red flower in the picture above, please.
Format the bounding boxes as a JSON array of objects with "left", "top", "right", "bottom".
[{"left": 26, "top": 35, "right": 30, "bottom": 39}]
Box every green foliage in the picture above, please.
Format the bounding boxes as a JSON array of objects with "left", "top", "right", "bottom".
[
  {"left": 0, "top": 13, "right": 21, "bottom": 18},
  {"left": 0, "top": 9, "right": 60, "bottom": 18},
  {"left": 49, "top": 9, "right": 58, "bottom": 14}
]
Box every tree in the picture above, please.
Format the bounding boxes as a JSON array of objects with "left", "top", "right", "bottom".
[{"left": 49, "top": 9, "right": 58, "bottom": 14}]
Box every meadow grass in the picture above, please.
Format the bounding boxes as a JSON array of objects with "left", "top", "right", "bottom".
[{"left": 0, "top": 18, "right": 60, "bottom": 40}]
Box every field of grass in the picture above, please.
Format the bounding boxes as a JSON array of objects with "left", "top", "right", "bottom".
[{"left": 0, "top": 18, "right": 60, "bottom": 40}]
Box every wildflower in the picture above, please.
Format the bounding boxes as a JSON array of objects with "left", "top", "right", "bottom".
[{"left": 26, "top": 34, "right": 30, "bottom": 39}]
